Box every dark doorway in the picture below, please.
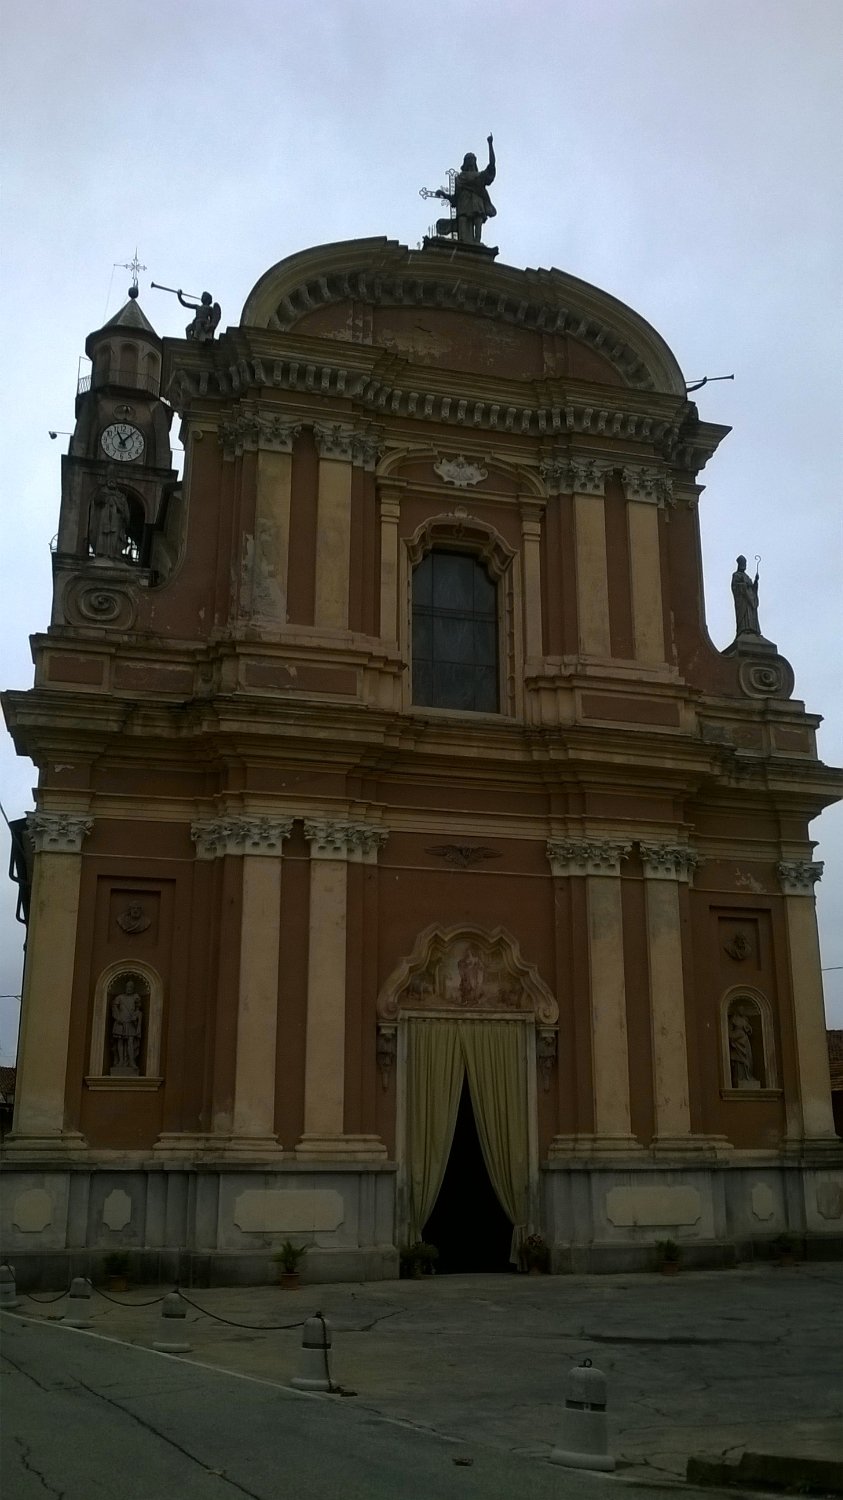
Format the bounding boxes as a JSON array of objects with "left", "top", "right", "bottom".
[{"left": 423, "top": 1079, "right": 513, "bottom": 1273}]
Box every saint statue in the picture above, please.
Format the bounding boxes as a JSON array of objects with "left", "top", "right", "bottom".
[
  {"left": 109, "top": 978, "right": 143, "bottom": 1075},
  {"left": 177, "top": 289, "right": 222, "bottom": 342},
  {"left": 458, "top": 946, "right": 485, "bottom": 1005},
  {"left": 89, "top": 478, "right": 131, "bottom": 561},
  {"left": 731, "top": 555, "right": 760, "bottom": 636},
  {"left": 728, "top": 1007, "right": 759, "bottom": 1088},
  {"left": 435, "top": 136, "right": 497, "bottom": 246}
]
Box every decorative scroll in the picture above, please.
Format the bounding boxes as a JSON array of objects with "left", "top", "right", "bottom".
[{"left": 433, "top": 454, "right": 488, "bottom": 489}]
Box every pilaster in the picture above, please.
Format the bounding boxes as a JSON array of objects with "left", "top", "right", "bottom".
[
  {"left": 546, "top": 837, "right": 640, "bottom": 1156},
  {"left": 6, "top": 812, "right": 92, "bottom": 1154},
  {"left": 777, "top": 860, "right": 837, "bottom": 1146},
  {"left": 378, "top": 483, "right": 404, "bottom": 645},
  {"left": 621, "top": 466, "right": 668, "bottom": 664},
  {"left": 251, "top": 422, "right": 300, "bottom": 626},
  {"left": 519, "top": 500, "right": 544, "bottom": 662},
  {"left": 298, "top": 820, "right": 389, "bottom": 1160},
  {"left": 639, "top": 842, "right": 698, "bottom": 1150},
  {"left": 313, "top": 424, "right": 354, "bottom": 629}
]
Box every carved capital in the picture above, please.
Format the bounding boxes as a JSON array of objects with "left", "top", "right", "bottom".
[
  {"left": 433, "top": 454, "right": 489, "bottom": 489},
  {"left": 376, "top": 1023, "right": 397, "bottom": 1091},
  {"left": 536, "top": 1028, "right": 558, "bottom": 1093},
  {"left": 546, "top": 838, "right": 631, "bottom": 878},
  {"left": 639, "top": 842, "right": 700, "bottom": 882},
  {"left": 777, "top": 860, "right": 823, "bottom": 896},
  {"left": 304, "top": 819, "right": 388, "bottom": 861},
  {"left": 621, "top": 464, "right": 674, "bottom": 505},
  {"left": 27, "top": 812, "right": 92, "bottom": 855},
  {"left": 218, "top": 411, "right": 301, "bottom": 459},
  {"left": 351, "top": 428, "right": 384, "bottom": 470},
  {"left": 313, "top": 423, "right": 355, "bottom": 460},
  {"left": 190, "top": 816, "right": 293, "bottom": 859},
  {"left": 539, "top": 456, "right": 612, "bottom": 496}
]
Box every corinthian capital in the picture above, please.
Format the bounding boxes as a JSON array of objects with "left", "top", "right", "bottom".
[
  {"left": 313, "top": 423, "right": 355, "bottom": 460},
  {"left": 639, "top": 842, "right": 700, "bottom": 882},
  {"left": 539, "top": 457, "right": 612, "bottom": 496},
  {"left": 777, "top": 860, "right": 823, "bottom": 895},
  {"left": 304, "top": 820, "right": 388, "bottom": 861},
  {"left": 191, "top": 816, "right": 293, "bottom": 859},
  {"left": 621, "top": 464, "right": 674, "bottom": 506},
  {"left": 546, "top": 837, "right": 631, "bottom": 878},
  {"left": 27, "top": 812, "right": 92, "bottom": 854}
]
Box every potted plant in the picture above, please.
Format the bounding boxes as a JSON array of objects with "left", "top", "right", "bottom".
[
  {"left": 655, "top": 1239, "right": 681, "bottom": 1275},
  {"left": 273, "top": 1240, "right": 307, "bottom": 1289},
  {"left": 104, "top": 1251, "right": 130, "bottom": 1293},
  {"left": 771, "top": 1233, "right": 798, "bottom": 1268},
  {"left": 521, "top": 1234, "right": 550, "bottom": 1275},
  {"left": 399, "top": 1240, "right": 439, "bottom": 1279}
]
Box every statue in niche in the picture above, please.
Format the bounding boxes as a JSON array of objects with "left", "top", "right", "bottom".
[
  {"left": 89, "top": 478, "right": 131, "bottom": 561},
  {"left": 728, "top": 1005, "right": 761, "bottom": 1089},
  {"left": 177, "top": 289, "right": 222, "bottom": 342},
  {"left": 731, "top": 555, "right": 761, "bottom": 636},
  {"left": 109, "top": 978, "right": 144, "bottom": 1075},
  {"left": 434, "top": 136, "right": 497, "bottom": 245}
]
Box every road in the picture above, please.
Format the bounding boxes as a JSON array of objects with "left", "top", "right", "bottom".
[{"left": 2, "top": 1313, "right": 727, "bottom": 1499}]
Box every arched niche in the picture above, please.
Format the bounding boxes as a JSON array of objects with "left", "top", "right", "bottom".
[
  {"left": 720, "top": 986, "right": 778, "bottom": 1093},
  {"left": 88, "top": 960, "right": 164, "bottom": 1084}
]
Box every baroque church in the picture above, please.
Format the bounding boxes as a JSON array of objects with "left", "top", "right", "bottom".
[{"left": 2, "top": 165, "right": 842, "bottom": 1282}]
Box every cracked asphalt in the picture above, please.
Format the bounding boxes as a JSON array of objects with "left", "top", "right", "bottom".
[{"left": 3, "top": 1263, "right": 842, "bottom": 1492}]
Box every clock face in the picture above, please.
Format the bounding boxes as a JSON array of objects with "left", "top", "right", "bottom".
[{"left": 101, "top": 423, "right": 145, "bottom": 462}]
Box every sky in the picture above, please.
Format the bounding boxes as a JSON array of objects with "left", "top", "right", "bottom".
[{"left": 1, "top": 0, "right": 842, "bottom": 1060}]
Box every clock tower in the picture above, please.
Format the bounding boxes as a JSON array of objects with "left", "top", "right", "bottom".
[{"left": 52, "top": 286, "right": 177, "bottom": 627}]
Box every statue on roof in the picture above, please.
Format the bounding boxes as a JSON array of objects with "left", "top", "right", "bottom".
[
  {"left": 422, "top": 136, "right": 497, "bottom": 249},
  {"left": 731, "top": 555, "right": 761, "bottom": 636},
  {"left": 177, "top": 289, "right": 221, "bottom": 341}
]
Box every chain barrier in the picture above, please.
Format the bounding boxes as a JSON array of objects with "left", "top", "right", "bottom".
[{"left": 174, "top": 1288, "right": 310, "bottom": 1332}]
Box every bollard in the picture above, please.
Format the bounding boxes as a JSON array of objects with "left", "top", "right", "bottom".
[
  {"left": 0, "top": 1264, "right": 19, "bottom": 1310},
  {"left": 291, "top": 1313, "right": 334, "bottom": 1392},
  {"left": 550, "top": 1358, "right": 615, "bottom": 1473},
  {"left": 152, "top": 1290, "right": 192, "bottom": 1354},
  {"left": 62, "top": 1276, "right": 93, "bottom": 1329}
]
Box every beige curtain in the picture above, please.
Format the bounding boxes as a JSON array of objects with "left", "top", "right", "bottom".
[
  {"left": 406, "top": 1018, "right": 464, "bottom": 1243},
  {"left": 460, "top": 1020, "right": 530, "bottom": 1264}
]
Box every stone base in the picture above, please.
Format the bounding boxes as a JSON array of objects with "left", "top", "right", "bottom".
[
  {"left": 1, "top": 1153, "right": 841, "bottom": 1288},
  {"left": 1, "top": 1131, "right": 88, "bottom": 1162},
  {"left": 295, "top": 1134, "right": 388, "bottom": 1162},
  {"left": 547, "top": 1134, "right": 645, "bottom": 1159}
]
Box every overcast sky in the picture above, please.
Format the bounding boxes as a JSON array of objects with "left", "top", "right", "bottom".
[{"left": 1, "top": 0, "right": 841, "bottom": 1060}]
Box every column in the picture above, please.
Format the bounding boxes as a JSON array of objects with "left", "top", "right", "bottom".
[
  {"left": 9, "top": 812, "right": 92, "bottom": 1149},
  {"left": 547, "top": 837, "right": 640, "bottom": 1153},
  {"left": 520, "top": 500, "right": 544, "bottom": 663},
  {"left": 313, "top": 424, "right": 354, "bottom": 629},
  {"left": 298, "top": 820, "right": 388, "bottom": 1160},
  {"left": 378, "top": 486, "right": 403, "bottom": 645},
  {"left": 231, "top": 817, "right": 292, "bottom": 1152},
  {"left": 622, "top": 466, "right": 668, "bottom": 664},
  {"left": 250, "top": 423, "right": 300, "bottom": 625},
  {"left": 639, "top": 842, "right": 697, "bottom": 1148},
  {"left": 777, "top": 860, "right": 837, "bottom": 1143}
]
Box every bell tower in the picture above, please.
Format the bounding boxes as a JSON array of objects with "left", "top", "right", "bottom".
[{"left": 52, "top": 284, "right": 177, "bottom": 626}]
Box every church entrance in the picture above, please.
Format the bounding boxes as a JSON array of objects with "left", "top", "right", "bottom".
[
  {"left": 402, "top": 1015, "right": 532, "bottom": 1273},
  {"left": 423, "top": 1077, "right": 513, "bottom": 1273}
]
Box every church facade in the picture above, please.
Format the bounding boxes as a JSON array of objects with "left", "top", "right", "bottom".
[{"left": 2, "top": 233, "right": 842, "bottom": 1283}]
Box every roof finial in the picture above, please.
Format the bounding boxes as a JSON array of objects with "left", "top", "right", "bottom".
[{"left": 116, "top": 248, "right": 147, "bottom": 298}]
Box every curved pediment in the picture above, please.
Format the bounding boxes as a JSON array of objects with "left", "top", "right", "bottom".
[
  {"left": 377, "top": 923, "right": 558, "bottom": 1026},
  {"left": 241, "top": 237, "right": 686, "bottom": 396}
]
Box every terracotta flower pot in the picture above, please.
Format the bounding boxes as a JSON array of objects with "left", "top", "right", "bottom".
[
  {"left": 660, "top": 1260, "right": 680, "bottom": 1275},
  {"left": 279, "top": 1271, "right": 301, "bottom": 1290},
  {"left": 106, "top": 1275, "right": 129, "bottom": 1293}
]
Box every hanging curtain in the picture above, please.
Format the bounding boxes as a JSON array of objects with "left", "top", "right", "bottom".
[
  {"left": 460, "top": 1020, "right": 530, "bottom": 1264},
  {"left": 406, "top": 1018, "right": 464, "bottom": 1243}
]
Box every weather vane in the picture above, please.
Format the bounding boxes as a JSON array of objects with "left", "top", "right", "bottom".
[{"left": 116, "top": 249, "right": 147, "bottom": 292}]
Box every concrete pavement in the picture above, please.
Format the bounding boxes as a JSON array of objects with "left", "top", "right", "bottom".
[{"left": 4, "top": 1263, "right": 842, "bottom": 1491}]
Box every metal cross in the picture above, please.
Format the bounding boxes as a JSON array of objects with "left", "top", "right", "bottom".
[{"left": 116, "top": 249, "right": 147, "bottom": 290}]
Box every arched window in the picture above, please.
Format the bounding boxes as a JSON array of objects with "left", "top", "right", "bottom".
[{"left": 412, "top": 550, "right": 499, "bottom": 712}]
